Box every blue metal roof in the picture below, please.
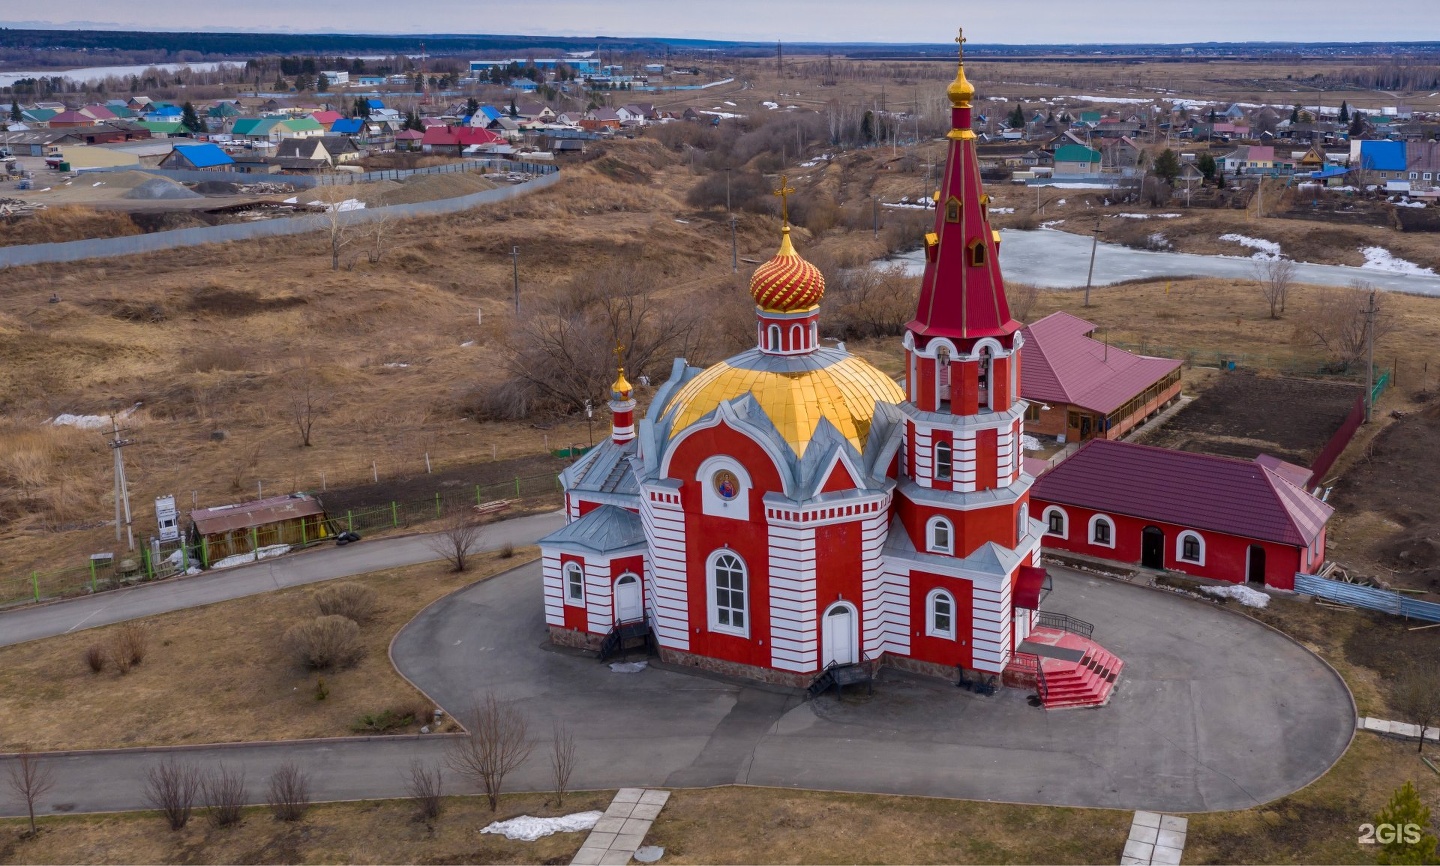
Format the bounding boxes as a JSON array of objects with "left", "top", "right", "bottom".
[
  {"left": 172, "top": 143, "right": 233, "bottom": 168},
  {"left": 366, "top": 98, "right": 384, "bottom": 109},
  {"left": 479, "top": 106, "right": 502, "bottom": 121},
  {"left": 330, "top": 118, "right": 363, "bottom": 134},
  {"left": 1359, "top": 140, "right": 1407, "bottom": 172},
  {"left": 1310, "top": 165, "right": 1351, "bottom": 179}
]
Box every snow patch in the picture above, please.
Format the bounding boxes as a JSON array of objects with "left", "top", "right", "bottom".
[
  {"left": 1147, "top": 232, "right": 1173, "bottom": 250},
  {"left": 723, "top": 100, "right": 737, "bottom": 107},
  {"left": 480, "top": 811, "right": 603, "bottom": 842},
  {"left": 1114, "top": 212, "right": 1181, "bottom": 220},
  {"left": 211, "top": 544, "right": 291, "bottom": 571},
  {"left": 1039, "top": 219, "right": 1065, "bottom": 229},
  {"left": 1060, "top": 94, "right": 1156, "bottom": 105},
  {"left": 883, "top": 201, "right": 931, "bottom": 210},
  {"left": 988, "top": 207, "right": 1015, "bottom": 214},
  {"left": 1198, "top": 584, "right": 1270, "bottom": 608},
  {"left": 307, "top": 198, "right": 366, "bottom": 212},
  {"left": 696, "top": 110, "right": 743, "bottom": 119},
  {"left": 50, "top": 406, "right": 136, "bottom": 430},
  {"left": 610, "top": 660, "right": 648, "bottom": 673},
  {"left": 1360, "top": 246, "right": 1435, "bottom": 275},
  {"left": 1056, "top": 198, "right": 1067, "bottom": 206},
  {"left": 1218, "top": 233, "right": 1282, "bottom": 260},
  {"left": 1022, "top": 434, "right": 1042, "bottom": 452},
  {"left": 282, "top": 196, "right": 298, "bottom": 204},
  {"left": 1045, "top": 182, "right": 1118, "bottom": 189},
  {"left": 382, "top": 362, "right": 410, "bottom": 368},
  {"left": 762, "top": 101, "right": 778, "bottom": 110}
]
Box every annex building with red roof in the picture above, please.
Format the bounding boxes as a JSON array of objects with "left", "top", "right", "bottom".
[
  {"left": 1030, "top": 439, "right": 1332, "bottom": 589},
  {"left": 1020, "top": 312, "right": 1182, "bottom": 443}
]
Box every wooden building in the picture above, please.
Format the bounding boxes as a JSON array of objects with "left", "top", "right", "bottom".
[{"left": 190, "top": 493, "right": 330, "bottom": 566}]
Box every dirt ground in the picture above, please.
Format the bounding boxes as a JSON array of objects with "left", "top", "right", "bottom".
[
  {"left": 1328, "top": 398, "right": 1440, "bottom": 595},
  {"left": 1138, "top": 369, "right": 1363, "bottom": 465},
  {"left": 0, "top": 549, "right": 535, "bottom": 752}
]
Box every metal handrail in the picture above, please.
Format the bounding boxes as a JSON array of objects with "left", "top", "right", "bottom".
[{"left": 1036, "top": 611, "right": 1094, "bottom": 640}]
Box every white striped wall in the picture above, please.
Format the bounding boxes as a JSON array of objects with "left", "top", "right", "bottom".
[
  {"left": 641, "top": 488, "right": 690, "bottom": 651},
  {"left": 584, "top": 557, "right": 614, "bottom": 634},
  {"left": 996, "top": 426, "right": 1015, "bottom": 488},
  {"left": 542, "top": 552, "right": 565, "bottom": 627},
  {"left": 952, "top": 428, "right": 978, "bottom": 492},
  {"left": 863, "top": 510, "right": 909, "bottom": 657},
  {"left": 912, "top": 424, "right": 932, "bottom": 485},
  {"left": 971, "top": 575, "right": 1015, "bottom": 673},
  {"left": 767, "top": 523, "right": 817, "bottom": 672}
]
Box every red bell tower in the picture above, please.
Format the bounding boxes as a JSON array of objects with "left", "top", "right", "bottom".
[{"left": 893, "top": 29, "right": 1038, "bottom": 677}]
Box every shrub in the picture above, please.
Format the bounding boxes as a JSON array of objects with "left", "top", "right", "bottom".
[
  {"left": 406, "top": 760, "right": 444, "bottom": 822},
  {"left": 144, "top": 759, "right": 202, "bottom": 831},
  {"left": 84, "top": 644, "right": 105, "bottom": 674},
  {"left": 112, "top": 622, "right": 148, "bottom": 667},
  {"left": 312, "top": 582, "right": 377, "bottom": 624},
  {"left": 284, "top": 615, "right": 364, "bottom": 670},
  {"left": 350, "top": 706, "right": 416, "bottom": 734},
  {"left": 202, "top": 764, "right": 247, "bottom": 828},
  {"left": 266, "top": 761, "right": 311, "bottom": 822},
  {"left": 499, "top": 541, "right": 515, "bottom": 559}
]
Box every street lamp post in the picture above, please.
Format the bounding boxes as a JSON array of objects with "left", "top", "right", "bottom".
[{"left": 585, "top": 399, "right": 594, "bottom": 447}]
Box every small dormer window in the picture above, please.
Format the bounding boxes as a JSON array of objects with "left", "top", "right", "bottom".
[
  {"left": 945, "top": 196, "right": 961, "bottom": 223},
  {"left": 969, "top": 240, "right": 987, "bottom": 267}
]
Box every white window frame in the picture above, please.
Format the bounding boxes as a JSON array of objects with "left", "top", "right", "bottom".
[
  {"left": 564, "top": 561, "right": 585, "bottom": 606},
  {"left": 934, "top": 440, "right": 953, "bottom": 480},
  {"left": 1044, "top": 506, "right": 1068, "bottom": 539},
  {"left": 1177, "top": 530, "right": 1206, "bottom": 565},
  {"left": 707, "top": 549, "right": 749, "bottom": 637},
  {"left": 1088, "top": 513, "right": 1115, "bottom": 549},
  {"left": 697, "top": 455, "right": 751, "bottom": 520},
  {"left": 790, "top": 323, "right": 803, "bottom": 351},
  {"left": 768, "top": 323, "right": 781, "bottom": 351},
  {"left": 1017, "top": 502, "right": 1029, "bottom": 541},
  {"left": 927, "top": 516, "right": 954, "bottom": 554},
  {"left": 926, "top": 588, "right": 956, "bottom": 639}
]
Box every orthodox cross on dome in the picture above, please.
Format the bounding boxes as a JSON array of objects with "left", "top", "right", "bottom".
[
  {"left": 614, "top": 341, "right": 626, "bottom": 373},
  {"left": 955, "top": 27, "right": 965, "bottom": 60},
  {"left": 773, "top": 175, "right": 795, "bottom": 227}
]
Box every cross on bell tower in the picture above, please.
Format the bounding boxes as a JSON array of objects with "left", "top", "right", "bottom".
[{"left": 773, "top": 175, "right": 795, "bottom": 226}]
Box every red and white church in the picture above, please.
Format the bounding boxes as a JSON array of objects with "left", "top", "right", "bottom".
[{"left": 540, "top": 45, "right": 1122, "bottom": 707}]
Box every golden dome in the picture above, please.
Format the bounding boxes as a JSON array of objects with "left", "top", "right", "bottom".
[
  {"left": 612, "top": 366, "right": 633, "bottom": 396},
  {"left": 947, "top": 61, "right": 975, "bottom": 109},
  {"left": 749, "top": 227, "right": 825, "bottom": 313},
  {"left": 665, "top": 348, "right": 905, "bottom": 456}
]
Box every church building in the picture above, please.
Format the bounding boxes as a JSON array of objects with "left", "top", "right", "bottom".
[{"left": 540, "top": 39, "right": 1123, "bottom": 708}]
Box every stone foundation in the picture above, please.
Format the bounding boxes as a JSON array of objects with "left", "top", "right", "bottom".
[
  {"left": 883, "top": 653, "right": 962, "bottom": 682},
  {"left": 656, "top": 646, "right": 813, "bottom": 689},
  {"left": 549, "top": 625, "right": 604, "bottom": 652}
]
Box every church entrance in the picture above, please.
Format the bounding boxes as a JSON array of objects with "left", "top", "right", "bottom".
[
  {"left": 615, "top": 574, "right": 643, "bottom": 623},
  {"left": 1141, "top": 526, "right": 1165, "bottom": 569},
  {"left": 822, "top": 603, "right": 858, "bottom": 667},
  {"left": 1247, "top": 546, "right": 1267, "bottom": 584}
]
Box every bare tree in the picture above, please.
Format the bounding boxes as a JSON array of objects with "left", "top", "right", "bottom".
[
  {"left": 266, "top": 761, "right": 311, "bottom": 822},
  {"left": 1254, "top": 257, "right": 1297, "bottom": 319},
  {"left": 314, "top": 184, "right": 357, "bottom": 271},
  {"left": 285, "top": 357, "right": 326, "bottom": 448},
  {"left": 1302, "top": 281, "right": 1394, "bottom": 372},
  {"left": 1006, "top": 282, "right": 1043, "bottom": 323},
  {"left": 1392, "top": 668, "right": 1440, "bottom": 754},
  {"left": 405, "top": 759, "right": 444, "bottom": 822},
  {"left": 445, "top": 694, "right": 534, "bottom": 811},
  {"left": 427, "top": 511, "right": 484, "bottom": 573},
  {"left": 202, "top": 763, "right": 248, "bottom": 827},
  {"left": 5, "top": 748, "right": 55, "bottom": 835},
  {"left": 366, "top": 205, "right": 393, "bottom": 265},
  {"left": 550, "top": 720, "right": 577, "bottom": 808},
  {"left": 144, "top": 758, "right": 203, "bottom": 831}
]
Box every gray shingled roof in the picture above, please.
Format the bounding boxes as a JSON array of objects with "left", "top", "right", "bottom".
[{"left": 539, "top": 504, "right": 646, "bottom": 553}]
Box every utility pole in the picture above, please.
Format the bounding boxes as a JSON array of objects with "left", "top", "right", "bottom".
[
  {"left": 730, "top": 213, "right": 738, "bottom": 273},
  {"left": 511, "top": 245, "right": 520, "bottom": 314},
  {"left": 106, "top": 415, "right": 136, "bottom": 552},
  {"left": 872, "top": 195, "right": 879, "bottom": 239},
  {"left": 1365, "top": 288, "right": 1377, "bottom": 422},
  {"left": 1083, "top": 215, "right": 1103, "bottom": 308}
]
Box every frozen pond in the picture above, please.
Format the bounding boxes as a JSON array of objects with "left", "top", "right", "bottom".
[
  {"left": 883, "top": 228, "right": 1440, "bottom": 296},
  {"left": 0, "top": 62, "right": 233, "bottom": 87}
]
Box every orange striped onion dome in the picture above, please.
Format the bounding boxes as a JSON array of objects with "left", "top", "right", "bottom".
[{"left": 749, "top": 227, "right": 825, "bottom": 312}]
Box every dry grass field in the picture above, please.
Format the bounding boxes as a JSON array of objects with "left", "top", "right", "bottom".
[{"left": 0, "top": 549, "right": 535, "bottom": 752}]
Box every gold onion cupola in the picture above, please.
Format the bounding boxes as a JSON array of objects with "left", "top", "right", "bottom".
[{"left": 749, "top": 175, "right": 825, "bottom": 356}]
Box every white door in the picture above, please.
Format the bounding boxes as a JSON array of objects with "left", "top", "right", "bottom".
[
  {"left": 822, "top": 605, "right": 857, "bottom": 666},
  {"left": 615, "top": 574, "right": 642, "bottom": 623}
]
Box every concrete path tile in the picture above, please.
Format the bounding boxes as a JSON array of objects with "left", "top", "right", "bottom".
[
  {"left": 614, "top": 788, "right": 644, "bottom": 803},
  {"left": 639, "top": 790, "right": 670, "bottom": 806},
  {"left": 613, "top": 832, "right": 647, "bottom": 850},
  {"left": 1132, "top": 811, "right": 1163, "bottom": 829},
  {"left": 1120, "top": 857, "right": 1148, "bottom": 866},
  {"left": 586, "top": 831, "right": 618, "bottom": 850},
  {"left": 570, "top": 849, "right": 605, "bottom": 866},
  {"left": 1122, "top": 839, "right": 1155, "bottom": 861},
  {"left": 629, "top": 802, "right": 663, "bottom": 820},
  {"left": 598, "top": 852, "right": 633, "bottom": 866},
  {"left": 1151, "top": 844, "right": 1183, "bottom": 865},
  {"left": 605, "top": 802, "right": 637, "bottom": 819},
  {"left": 1159, "top": 815, "right": 1188, "bottom": 833},
  {"left": 620, "top": 817, "right": 651, "bottom": 835},
  {"left": 1128, "top": 824, "right": 1159, "bottom": 845},
  {"left": 593, "top": 816, "right": 627, "bottom": 834},
  {"left": 1156, "top": 829, "right": 1186, "bottom": 849}
]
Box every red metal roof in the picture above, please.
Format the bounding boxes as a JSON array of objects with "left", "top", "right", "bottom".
[
  {"left": 191, "top": 494, "right": 325, "bottom": 535},
  {"left": 1014, "top": 566, "right": 1048, "bottom": 609},
  {"left": 420, "top": 125, "right": 504, "bottom": 147},
  {"left": 1031, "top": 439, "right": 1332, "bottom": 547},
  {"left": 311, "top": 110, "right": 343, "bottom": 125},
  {"left": 1020, "top": 312, "right": 1182, "bottom": 415}
]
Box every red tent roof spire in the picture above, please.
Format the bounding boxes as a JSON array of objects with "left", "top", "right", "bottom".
[{"left": 906, "top": 29, "right": 1020, "bottom": 343}]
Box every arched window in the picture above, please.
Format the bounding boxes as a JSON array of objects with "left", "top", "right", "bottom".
[
  {"left": 927, "top": 516, "right": 953, "bottom": 554},
  {"left": 1177, "top": 531, "right": 1205, "bottom": 565},
  {"left": 977, "top": 346, "right": 992, "bottom": 407},
  {"left": 1089, "top": 514, "right": 1114, "bottom": 548},
  {"left": 934, "top": 440, "right": 953, "bottom": 480},
  {"left": 1045, "top": 507, "right": 1067, "bottom": 538},
  {"left": 936, "top": 345, "right": 951, "bottom": 410},
  {"left": 1017, "top": 503, "right": 1029, "bottom": 540},
  {"left": 564, "top": 561, "right": 585, "bottom": 605},
  {"left": 768, "top": 324, "right": 781, "bottom": 352},
  {"left": 790, "top": 323, "right": 803, "bottom": 351},
  {"left": 926, "top": 588, "right": 955, "bottom": 639},
  {"left": 709, "top": 550, "right": 748, "bottom": 635}
]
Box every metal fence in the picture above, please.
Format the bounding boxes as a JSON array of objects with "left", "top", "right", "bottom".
[
  {"left": 0, "top": 472, "right": 562, "bottom": 610},
  {"left": 0, "top": 170, "right": 563, "bottom": 267},
  {"left": 1294, "top": 573, "right": 1440, "bottom": 624}
]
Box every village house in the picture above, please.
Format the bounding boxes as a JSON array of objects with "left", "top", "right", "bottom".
[
  {"left": 1052, "top": 143, "right": 1102, "bottom": 176},
  {"left": 273, "top": 135, "right": 361, "bottom": 170},
  {"left": 1031, "top": 440, "right": 1332, "bottom": 589},
  {"left": 420, "top": 125, "right": 504, "bottom": 154},
  {"left": 189, "top": 494, "right": 331, "bottom": 567},
  {"left": 1019, "top": 312, "right": 1182, "bottom": 443},
  {"left": 158, "top": 142, "right": 235, "bottom": 171}
]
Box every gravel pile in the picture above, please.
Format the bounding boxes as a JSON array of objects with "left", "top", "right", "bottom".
[{"left": 123, "top": 177, "right": 203, "bottom": 200}]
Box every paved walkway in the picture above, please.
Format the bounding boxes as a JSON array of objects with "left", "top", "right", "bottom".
[
  {"left": 0, "top": 561, "right": 1355, "bottom": 818},
  {"left": 1357, "top": 716, "right": 1440, "bottom": 743},
  {"left": 0, "top": 511, "right": 564, "bottom": 648},
  {"left": 1122, "top": 811, "right": 1188, "bottom": 865},
  {"left": 571, "top": 788, "right": 670, "bottom": 866}
]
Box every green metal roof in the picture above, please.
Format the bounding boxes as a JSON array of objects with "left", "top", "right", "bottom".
[{"left": 1054, "top": 144, "right": 1101, "bottom": 163}]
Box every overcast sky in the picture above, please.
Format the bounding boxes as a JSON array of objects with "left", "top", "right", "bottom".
[{"left": 4, "top": 0, "right": 1426, "bottom": 44}]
